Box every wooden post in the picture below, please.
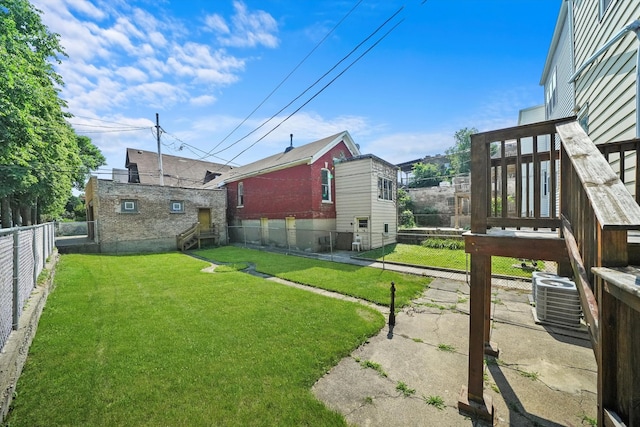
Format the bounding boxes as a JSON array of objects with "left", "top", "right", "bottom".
[
  {"left": 458, "top": 253, "right": 493, "bottom": 421},
  {"left": 596, "top": 227, "right": 627, "bottom": 426}
]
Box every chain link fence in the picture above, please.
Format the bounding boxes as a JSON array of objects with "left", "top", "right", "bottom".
[
  {"left": 0, "top": 223, "right": 55, "bottom": 350},
  {"left": 225, "top": 224, "right": 555, "bottom": 279}
]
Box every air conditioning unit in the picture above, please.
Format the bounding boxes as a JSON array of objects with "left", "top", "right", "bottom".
[
  {"left": 531, "top": 272, "right": 566, "bottom": 300},
  {"left": 535, "top": 278, "right": 582, "bottom": 328}
]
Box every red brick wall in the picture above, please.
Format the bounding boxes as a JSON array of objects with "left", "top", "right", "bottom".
[{"left": 227, "top": 142, "right": 352, "bottom": 221}]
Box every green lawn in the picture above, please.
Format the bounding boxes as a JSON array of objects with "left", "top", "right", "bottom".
[
  {"left": 194, "top": 246, "right": 431, "bottom": 308},
  {"left": 359, "top": 243, "right": 534, "bottom": 278},
  {"left": 6, "top": 253, "right": 384, "bottom": 426}
]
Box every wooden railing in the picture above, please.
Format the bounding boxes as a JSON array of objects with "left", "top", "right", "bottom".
[
  {"left": 176, "top": 222, "right": 200, "bottom": 251},
  {"left": 461, "top": 118, "right": 640, "bottom": 426},
  {"left": 471, "top": 116, "right": 575, "bottom": 233},
  {"left": 598, "top": 137, "right": 640, "bottom": 201}
]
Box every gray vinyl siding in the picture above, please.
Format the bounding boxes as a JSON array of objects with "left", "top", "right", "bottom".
[
  {"left": 572, "top": 0, "right": 639, "bottom": 144},
  {"left": 545, "top": 9, "right": 575, "bottom": 120}
]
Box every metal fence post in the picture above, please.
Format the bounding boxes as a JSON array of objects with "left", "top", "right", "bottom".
[
  {"left": 12, "top": 230, "right": 19, "bottom": 330},
  {"left": 382, "top": 233, "right": 386, "bottom": 270},
  {"left": 389, "top": 281, "right": 396, "bottom": 326},
  {"left": 32, "top": 226, "right": 41, "bottom": 286}
]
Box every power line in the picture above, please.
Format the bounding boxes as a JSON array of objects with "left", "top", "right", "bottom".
[
  {"left": 201, "top": 0, "right": 365, "bottom": 159},
  {"left": 218, "top": 17, "right": 404, "bottom": 170},
  {"left": 208, "top": 5, "right": 405, "bottom": 160}
]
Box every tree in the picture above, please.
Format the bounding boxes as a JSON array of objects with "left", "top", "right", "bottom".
[
  {"left": 409, "top": 162, "right": 446, "bottom": 188},
  {"left": 446, "top": 127, "right": 478, "bottom": 176},
  {"left": 0, "top": 0, "right": 105, "bottom": 226}
]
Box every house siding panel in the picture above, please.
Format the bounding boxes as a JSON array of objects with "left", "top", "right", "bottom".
[
  {"left": 544, "top": 5, "right": 575, "bottom": 120},
  {"left": 335, "top": 157, "right": 397, "bottom": 250},
  {"left": 572, "top": 0, "right": 640, "bottom": 144}
]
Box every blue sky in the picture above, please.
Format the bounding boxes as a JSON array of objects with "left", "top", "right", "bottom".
[{"left": 32, "top": 0, "right": 561, "bottom": 176}]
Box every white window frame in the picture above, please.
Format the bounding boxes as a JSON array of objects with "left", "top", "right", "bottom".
[
  {"left": 121, "top": 199, "right": 138, "bottom": 213},
  {"left": 237, "top": 182, "right": 244, "bottom": 207},
  {"left": 378, "top": 177, "right": 394, "bottom": 201},
  {"left": 321, "top": 168, "right": 332, "bottom": 202},
  {"left": 170, "top": 200, "right": 184, "bottom": 213}
]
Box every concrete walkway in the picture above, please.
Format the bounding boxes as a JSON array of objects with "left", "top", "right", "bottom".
[{"left": 212, "top": 245, "right": 598, "bottom": 426}]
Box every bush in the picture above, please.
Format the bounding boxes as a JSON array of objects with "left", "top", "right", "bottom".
[
  {"left": 399, "top": 210, "right": 416, "bottom": 228},
  {"left": 421, "top": 238, "right": 464, "bottom": 250}
]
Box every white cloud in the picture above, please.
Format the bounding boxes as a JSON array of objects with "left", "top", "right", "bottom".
[
  {"left": 115, "top": 66, "right": 149, "bottom": 83},
  {"left": 211, "top": 1, "right": 279, "bottom": 48},
  {"left": 360, "top": 131, "right": 456, "bottom": 165},
  {"left": 204, "top": 14, "right": 230, "bottom": 34},
  {"left": 65, "top": 0, "right": 107, "bottom": 20},
  {"left": 190, "top": 95, "right": 217, "bottom": 107}
]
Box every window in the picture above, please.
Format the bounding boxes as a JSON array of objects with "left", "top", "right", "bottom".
[
  {"left": 545, "top": 67, "right": 557, "bottom": 117},
  {"left": 384, "top": 223, "right": 389, "bottom": 234},
  {"left": 578, "top": 103, "right": 589, "bottom": 134},
  {"left": 378, "top": 177, "right": 394, "bottom": 200},
  {"left": 599, "top": 0, "right": 613, "bottom": 19},
  {"left": 170, "top": 200, "right": 184, "bottom": 213},
  {"left": 358, "top": 218, "right": 368, "bottom": 229},
  {"left": 121, "top": 199, "right": 138, "bottom": 213},
  {"left": 321, "top": 168, "right": 332, "bottom": 202},
  {"left": 237, "top": 182, "right": 244, "bottom": 207}
]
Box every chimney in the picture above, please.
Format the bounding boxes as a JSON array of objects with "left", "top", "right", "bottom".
[{"left": 285, "top": 133, "right": 294, "bottom": 153}]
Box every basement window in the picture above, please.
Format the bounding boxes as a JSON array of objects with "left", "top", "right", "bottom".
[
  {"left": 121, "top": 199, "right": 138, "bottom": 213},
  {"left": 170, "top": 200, "right": 184, "bottom": 213}
]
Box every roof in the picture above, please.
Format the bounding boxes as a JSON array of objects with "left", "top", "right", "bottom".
[
  {"left": 125, "top": 148, "right": 232, "bottom": 188},
  {"left": 215, "top": 130, "right": 360, "bottom": 185},
  {"left": 335, "top": 153, "right": 399, "bottom": 170}
]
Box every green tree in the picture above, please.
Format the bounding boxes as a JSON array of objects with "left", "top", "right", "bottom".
[
  {"left": 409, "top": 162, "right": 445, "bottom": 188},
  {"left": 446, "top": 127, "right": 478, "bottom": 176},
  {"left": 397, "top": 188, "right": 414, "bottom": 212},
  {"left": 0, "top": 0, "right": 105, "bottom": 226}
]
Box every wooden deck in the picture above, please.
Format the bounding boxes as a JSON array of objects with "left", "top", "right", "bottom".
[{"left": 459, "top": 118, "right": 640, "bottom": 426}]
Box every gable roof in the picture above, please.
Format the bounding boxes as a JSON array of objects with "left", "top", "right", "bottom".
[
  {"left": 215, "top": 130, "right": 360, "bottom": 185},
  {"left": 125, "top": 148, "right": 233, "bottom": 188}
]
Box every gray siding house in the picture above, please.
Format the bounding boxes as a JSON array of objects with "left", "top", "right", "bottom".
[{"left": 544, "top": 0, "right": 640, "bottom": 195}]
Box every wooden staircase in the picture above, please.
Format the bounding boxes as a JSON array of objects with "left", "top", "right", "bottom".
[
  {"left": 177, "top": 222, "right": 200, "bottom": 251},
  {"left": 459, "top": 118, "right": 640, "bottom": 426}
]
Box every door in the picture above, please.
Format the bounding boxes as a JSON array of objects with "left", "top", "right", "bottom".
[
  {"left": 354, "top": 216, "right": 369, "bottom": 250},
  {"left": 285, "top": 216, "right": 296, "bottom": 248},
  {"left": 198, "top": 209, "right": 211, "bottom": 233}
]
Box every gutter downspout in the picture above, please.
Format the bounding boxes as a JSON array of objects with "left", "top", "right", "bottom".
[{"left": 568, "top": 20, "right": 640, "bottom": 136}]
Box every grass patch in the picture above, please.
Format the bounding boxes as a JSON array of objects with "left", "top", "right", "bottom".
[
  {"left": 195, "top": 246, "right": 431, "bottom": 307},
  {"left": 517, "top": 368, "right": 540, "bottom": 381},
  {"left": 437, "top": 343, "right": 456, "bottom": 352},
  {"left": 359, "top": 243, "right": 533, "bottom": 278},
  {"left": 581, "top": 414, "right": 597, "bottom": 426},
  {"left": 6, "top": 253, "right": 384, "bottom": 426},
  {"left": 395, "top": 381, "right": 416, "bottom": 397},
  {"left": 359, "top": 360, "right": 387, "bottom": 377},
  {"left": 424, "top": 395, "right": 445, "bottom": 410}
]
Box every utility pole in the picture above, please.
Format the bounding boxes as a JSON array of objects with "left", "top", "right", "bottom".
[{"left": 156, "top": 113, "right": 164, "bottom": 186}]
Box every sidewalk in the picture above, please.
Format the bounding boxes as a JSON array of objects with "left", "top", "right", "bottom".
[{"left": 234, "top": 244, "right": 597, "bottom": 426}]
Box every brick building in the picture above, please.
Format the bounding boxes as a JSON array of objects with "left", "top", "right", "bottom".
[{"left": 85, "top": 178, "right": 226, "bottom": 253}]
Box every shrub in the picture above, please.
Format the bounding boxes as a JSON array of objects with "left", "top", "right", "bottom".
[
  {"left": 400, "top": 210, "right": 416, "bottom": 228},
  {"left": 421, "top": 238, "right": 464, "bottom": 250}
]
